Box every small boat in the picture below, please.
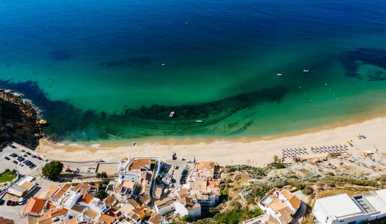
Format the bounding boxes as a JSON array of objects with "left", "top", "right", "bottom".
[
  {"left": 169, "top": 111, "right": 175, "bottom": 118},
  {"left": 195, "top": 120, "right": 203, "bottom": 123},
  {"left": 276, "top": 73, "right": 284, "bottom": 77},
  {"left": 303, "top": 68, "right": 310, "bottom": 73}
]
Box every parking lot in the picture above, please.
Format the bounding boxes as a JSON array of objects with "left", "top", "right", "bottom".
[{"left": 0, "top": 143, "right": 46, "bottom": 176}]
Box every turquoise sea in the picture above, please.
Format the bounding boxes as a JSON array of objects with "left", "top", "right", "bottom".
[{"left": 1, "top": 0, "right": 386, "bottom": 141}]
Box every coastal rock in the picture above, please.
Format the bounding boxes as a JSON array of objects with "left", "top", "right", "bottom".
[{"left": 0, "top": 89, "right": 45, "bottom": 149}]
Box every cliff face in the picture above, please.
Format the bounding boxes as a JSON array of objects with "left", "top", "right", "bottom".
[{"left": 0, "top": 89, "right": 45, "bottom": 149}]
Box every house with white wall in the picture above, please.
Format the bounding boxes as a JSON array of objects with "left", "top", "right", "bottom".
[{"left": 313, "top": 189, "right": 386, "bottom": 224}]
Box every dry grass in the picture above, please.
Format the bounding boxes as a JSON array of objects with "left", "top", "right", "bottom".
[{"left": 317, "top": 186, "right": 376, "bottom": 198}]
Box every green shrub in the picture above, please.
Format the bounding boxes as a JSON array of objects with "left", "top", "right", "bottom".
[
  {"left": 210, "top": 208, "right": 263, "bottom": 224},
  {"left": 96, "top": 172, "right": 108, "bottom": 178},
  {"left": 303, "top": 186, "right": 314, "bottom": 195},
  {"left": 42, "top": 161, "right": 63, "bottom": 181},
  {"left": 0, "top": 169, "right": 16, "bottom": 183}
]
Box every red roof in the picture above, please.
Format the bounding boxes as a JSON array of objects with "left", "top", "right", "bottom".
[{"left": 23, "top": 197, "right": 46, "bottom": 216}]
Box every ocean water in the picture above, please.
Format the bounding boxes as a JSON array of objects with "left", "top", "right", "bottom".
[{"left": 1, "top": 0, "right": 386, "bottom": 141}]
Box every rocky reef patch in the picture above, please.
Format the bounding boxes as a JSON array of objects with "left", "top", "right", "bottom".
[
  {"left": 340, "top": 48, "right": 386, "bottom": 81},
  {"left": 0, "top": 80, "right": 288, "bottom": 141}
]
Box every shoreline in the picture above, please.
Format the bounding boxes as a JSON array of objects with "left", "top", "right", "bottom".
[
  {"left": 54, "top": 104, "right": 386, "bottom": 146},
  {"left": 37, "top": 114, "right": 386, "bottom": 167}
]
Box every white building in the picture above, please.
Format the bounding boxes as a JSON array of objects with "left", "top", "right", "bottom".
[
  {"left": 154, "top": 198, "right": 175, "bottom": 216},
  {"left": 313, "top": 194, "right": 367, "bottom": 224},
  {"left": 173, "top": 201, "right": 201, "bottom": 219},
  {"left": 7, "top": 176, "right": 38, "bottom": 202},
  {"left": 313, "top": 190, "right": 386, "bottom": 224},
  {"left": 259, "top": 189, "right": 302, "bottom": 224}
]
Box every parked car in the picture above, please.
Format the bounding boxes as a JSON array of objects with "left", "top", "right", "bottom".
[
  {"left": 9, "top": 153, "right": 17, "bottom": 157},
  {"left": 6, "top": 201, "right": 17, "bottom": 206}
]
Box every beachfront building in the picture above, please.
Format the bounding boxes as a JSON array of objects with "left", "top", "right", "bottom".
[
  {"left": 22, "top": 183, "right": 115, "bottom": 224},
  {"left": 22, "top": 197, "right": 47, "bottom": 217},
  {"left": 5, "top": 176, "right": 38, "bottom": 204},
  {"left": 115, "top": 158, "right": 157, "bottom": 205},
  {"left": 259, "top": 189, "right": 302, "bottom": 224},
  {"left": 186, "top": 161, "right": 221, "bottom": 207},
  {"left": 173, "top": 201, "right": 201, "bottom": 218},
  {"left": 147, "top": 159, "right": 220, "bottom": 220},
  {"left": 154, "top": 197, "right": 176, "bottom": 216},
  {"left": 313, "top": 189, "right": 386, "bottom": 224}
]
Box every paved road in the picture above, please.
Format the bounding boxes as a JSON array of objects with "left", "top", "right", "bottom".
[{"left": 0, "top": 204, "right": 26, "bottom": 223}]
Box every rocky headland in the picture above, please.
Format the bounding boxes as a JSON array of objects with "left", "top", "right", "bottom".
[{"left": 0, "top": 89, "right": 46, "bottom": 149}]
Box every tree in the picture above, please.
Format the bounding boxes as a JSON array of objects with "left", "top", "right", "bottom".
[
  {"left": 42, "top": 161, "right": 63, "bottom": 181},
  {"left": 271, "top": 155, "right": 286, "bottom": 169},
  {"left": 95, "top": 189, "right": 108, "bottom": 200},
  {"left": 96, "top": 172, "right": 108, "bottom": 179},
  {"left": 303, "top": 186, "right": 314, "bottom": 195}
]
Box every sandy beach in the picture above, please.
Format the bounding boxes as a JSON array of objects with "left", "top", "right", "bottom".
[{"left": 36, "top": 116, "right": 386, "bottom": 167}]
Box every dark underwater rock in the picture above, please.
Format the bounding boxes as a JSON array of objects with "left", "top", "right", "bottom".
[
  {"left": 99, "top": 56, "right": 153, "bottom": 68},
  {"left": 0, "top": 79, "right": 288, "bottom": 141},
  {"left": 341, "top": 48, "right": 386, "bottom": 80}
]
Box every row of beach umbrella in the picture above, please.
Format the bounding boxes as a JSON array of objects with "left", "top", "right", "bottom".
[{"left": 282, "top": 144, "right": 350, "bottom": 159}]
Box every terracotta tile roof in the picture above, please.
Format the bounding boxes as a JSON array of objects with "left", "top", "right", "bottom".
[
  {"left": 38, "top": 208, "right": 68, "bottom": 224},
  {"left": 267, "top": 215, "right": 280, "bottom": 224},
  {"left": 82, "top": 193, "right": 94, "bottom": 204},
  {"left": 39, "top": 184, "right": 58, "bottom": 200},
  {"left": 71, "top": 204, "right": 86, "bottom": 213},
  {"left": 268, "top": 198, "right": 287, "bottom": 212},
  {"left": 281, "top": 190, "right": 301, "bottom": 210},
  {"left": 178, "top": 188, "right": 189, "bottom": 199},
  {"left": 50, "top": 208, "right": 68, "bottom": 217},
  {"left": 122, "top": 180, "right": 135, "bottom": 189},
  {"left": 196, "top": 161, "right": 215, "bottom": 170},
  {"left": 0, "top": 217, "right": 15, "bottom": 224},
  {"left": 103, "top": 195, "right": 117, "bottom": 207},
  {"left": 277, "top": 207, "right": 292, "bottom": 224},
  {"left": 38, "top": 218, "right": 52, "bottom": 224},
  {"left": 148, "top": 214, "right": 161, "bottom": 224},
  {"left": 99, "top": 214, "right": 116, "bottom": 224},
  {"left": 73, "top": 183, "right": 91, "bottom": 195},
  {"left": 23, "top": 197, "right": 47, "bottom": 216},
  {"left": 84, "top": 208, "right": 98, "bottom": 219},
  {"left": 289, "top": 196, "right": 301, "bottom": 211},
  {"left": 129, "top": 159, "right": 151, "bottom": 170},
  {"left": 51, "top": 184, "right": 71, "bottom": 201},
  {"left": 127, "top": 199, "right": 140, "bottom": 209},
  {"left": 64, "top": 218, "right": 78, "bottom": 224},
  {"left": 133, "top": 207, "right": 145, "bottom": 219},
  {"left": 155, "top": 198, "right": 175, "bottom": 208}
]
